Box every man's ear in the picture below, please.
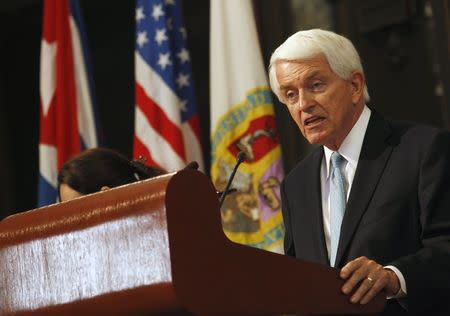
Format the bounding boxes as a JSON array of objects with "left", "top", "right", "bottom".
[
  {"left": 100, "top": 186, "right": 111, "bottom": 191},
  {"left": 350, "top": 71, "right": 365, "bottom": 104}
]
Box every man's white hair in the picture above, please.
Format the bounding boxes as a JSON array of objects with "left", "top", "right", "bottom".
[{"left": 269, "top": 29, "right": 370, "bottom": 103}]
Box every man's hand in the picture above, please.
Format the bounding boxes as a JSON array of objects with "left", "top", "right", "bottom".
[{"left": 340, "top": 256, "right": 400, "bottom": 304}]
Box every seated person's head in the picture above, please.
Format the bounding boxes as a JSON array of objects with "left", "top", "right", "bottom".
[{"left": 57, "top": 148, "right": 165, "bottom": 202}]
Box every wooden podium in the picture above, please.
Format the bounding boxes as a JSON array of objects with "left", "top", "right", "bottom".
[{"left": 0, "top": 170, "right": 385, "bottom": 315}]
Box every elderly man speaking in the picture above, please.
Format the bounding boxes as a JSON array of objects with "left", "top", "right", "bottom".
[{"left": 270, "top": 29, "right": 450, "bottom": 315}]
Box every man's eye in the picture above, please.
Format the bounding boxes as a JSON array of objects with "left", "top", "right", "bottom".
[
  {"left": 311, "top": 81, "right": 325, "bottom": 91},
  {"left": 285, "top": 90, "right": 297, "bottom": 100}
]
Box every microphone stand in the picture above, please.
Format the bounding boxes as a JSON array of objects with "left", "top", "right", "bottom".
[{"left": 218, "top": 151, "right": 246, "bottom": 210}]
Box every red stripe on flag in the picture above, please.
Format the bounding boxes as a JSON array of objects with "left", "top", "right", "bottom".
[
  {"left": 135, "top": 82, "right": 186, "bottom": 161},
  {"left": 133, "top": 135, "right": 159, "bottom": 168},
  {"left": 51, "top": 0, "right": 80, "bottom": 169},
  {"left": 186, "top": 114, "right": 203, "bottom": 147},
  {"left": 42, "top": 0, "right": 56, "bottom": 41}
]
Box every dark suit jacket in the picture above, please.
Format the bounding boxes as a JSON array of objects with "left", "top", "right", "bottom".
[{"left": 281, "top": 111, "right": 450, "bottom": 315}]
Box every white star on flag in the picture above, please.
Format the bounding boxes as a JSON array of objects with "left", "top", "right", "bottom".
[
  {"left": 136, "top": 6, "right": 145, "bottom": 22},
  {"left": 40, "top": 40, "right": 57, "bottom": 116},
  {"left": 177, "top": 48, "right": 190, "bottom": 63},
  {"left": 155, "top": 28, "right": 168, "bottom": 45},
  {"left": 157, "top": 52, "right": 172, "bottom": 70},
  {"left": 166, "top": 17, "right": 173, "bottom": 30},
  {"left": 179, "top": 27, "right": 187, "bottom": 40},
  {"left": 137, "top": 31, "right": 148, "bottom": 47},
  {"left": 176, "top": 73, "right": 189, "bottom": 88},
  {"left": 178, "top": 99, "right": 188, "bottom": 112},
  {"left": 152, "top": 4, "right": 164, "bottom": 20}
]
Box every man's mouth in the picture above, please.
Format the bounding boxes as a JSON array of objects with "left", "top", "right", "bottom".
[{"left": 304, "top": 116, "right": 325, "bottom": 127}]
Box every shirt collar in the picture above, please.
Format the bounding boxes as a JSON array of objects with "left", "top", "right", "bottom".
[{"left": 324, "top": 105, "right": 371, "bottom": 179}]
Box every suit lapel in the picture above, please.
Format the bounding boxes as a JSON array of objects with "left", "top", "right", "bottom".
[
  {"left": 305, "top": 147, "right": 329, "bottom": 265},
  {"left": 335, "top": 112, "right": 393, "bottom": 267}
]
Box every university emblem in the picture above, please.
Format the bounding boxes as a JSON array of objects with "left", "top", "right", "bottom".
[{"left": 211, "top": 87, "right": 284, "bottom": 252}]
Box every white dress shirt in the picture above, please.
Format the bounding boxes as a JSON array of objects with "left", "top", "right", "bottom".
[{"left": 320, "top": 105, "right": 407, "bottom": 298}]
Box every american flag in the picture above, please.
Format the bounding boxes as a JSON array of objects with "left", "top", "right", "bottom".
[
  {"left": 38, "top": 0, "right": 99, "bottom": 206},
  {"left": 134, "top": 0, "right": 204, "bottom": 171}
]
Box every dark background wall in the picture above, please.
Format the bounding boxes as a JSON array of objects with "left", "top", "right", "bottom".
[{"left": 0, "top": 0, "right": 448, "bottom": 218}]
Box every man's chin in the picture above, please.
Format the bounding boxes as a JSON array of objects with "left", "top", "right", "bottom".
[{"left": 305, "top": 134, "right": 328, "bottom": 145}]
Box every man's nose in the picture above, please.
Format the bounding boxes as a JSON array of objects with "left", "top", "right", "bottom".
[{"left": 297, "top": 90, "right": 314, "bottom": 111}]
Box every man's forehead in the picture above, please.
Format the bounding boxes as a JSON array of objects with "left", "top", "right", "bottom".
[
  {"left": 275, "top": 53, "right": 328, "bottom": 66},
  {"left": 276, "top": 58, "right": 332, "bottom": 85}
]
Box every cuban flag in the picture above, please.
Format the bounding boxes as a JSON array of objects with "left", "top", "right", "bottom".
[
  {"left": 38, "top": 0, "right": 99, "bottom": 206},
  {"left": 134, "top": 0, "right": 204, "bottom": 171}
]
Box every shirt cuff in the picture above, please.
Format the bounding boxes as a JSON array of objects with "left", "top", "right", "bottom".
[{"left": 384, "top": 265, "right": 407, "bottom": 298}]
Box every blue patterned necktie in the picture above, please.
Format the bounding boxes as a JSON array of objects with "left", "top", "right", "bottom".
[{"left": 329, "top": 152, "right": 347, "bottom": 267}]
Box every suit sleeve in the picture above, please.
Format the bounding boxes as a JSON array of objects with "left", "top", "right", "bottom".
[
  {"left": 389, "top": 130, "right": 450, "bottom": 313},
  {"left": 281, "top": 179, "right": 296, "bottom": 257}
]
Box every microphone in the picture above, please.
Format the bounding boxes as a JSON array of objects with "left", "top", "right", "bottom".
[
  {"left": 218, "top": 151, "right": 247, "bottom": 210},
  {"left": 183, "top": 161, "right": 199, "bottom": 170}
]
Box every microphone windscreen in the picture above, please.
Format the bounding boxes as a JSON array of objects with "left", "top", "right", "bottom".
[
  {"left": 236, "top": 151, "right": 247, "bottom": 163},
  {"left": 184, "top": 161, "right": 199, "bottom": 170}
]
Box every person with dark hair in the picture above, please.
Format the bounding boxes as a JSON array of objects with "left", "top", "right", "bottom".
[{"left": 57, "top": 147, "right": 166, "bottom": 202}]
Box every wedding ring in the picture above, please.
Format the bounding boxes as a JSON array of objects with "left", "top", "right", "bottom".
[{"left": 367, "top": 276, "right": 374, "bottom": 283}]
